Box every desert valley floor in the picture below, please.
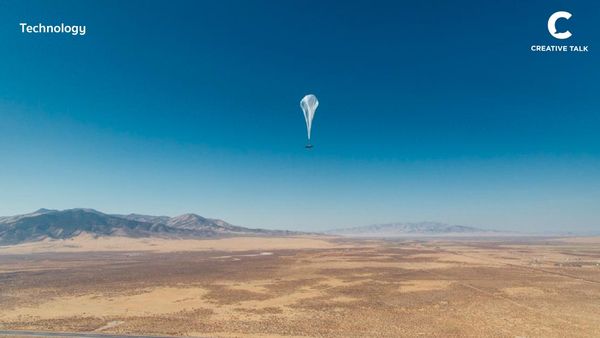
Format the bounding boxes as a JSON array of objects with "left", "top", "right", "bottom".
[{"left": 1, "top": 235, "right": 600, "bottom": 337}]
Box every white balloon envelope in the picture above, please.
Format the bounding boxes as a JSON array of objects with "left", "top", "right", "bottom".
[{"left": 300, "top": 94, "right": 319, "bottom": 148}]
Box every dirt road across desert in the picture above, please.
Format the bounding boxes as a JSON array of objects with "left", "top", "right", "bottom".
[{"left": 0, "top": 329, "right": 199, "bottom": 338}]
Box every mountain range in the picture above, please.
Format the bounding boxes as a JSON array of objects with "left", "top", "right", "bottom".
[
  {"left": 0, "top": 208, "right": 296, "bottom": 245},
  {"left": 327, "top": 222, "right": 496, "bottom": 237},
  {"left": 0, "top": 209, "right": 506, "bottom": 245}
]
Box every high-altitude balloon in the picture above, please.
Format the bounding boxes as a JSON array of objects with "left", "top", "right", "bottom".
[{"left": 300, "top": 94, "right": 319, "bottom": 148}]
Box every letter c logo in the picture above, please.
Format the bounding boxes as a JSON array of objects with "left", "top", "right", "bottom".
[{"left": 548, "top": 11, "right": 572, "bottom": 39}]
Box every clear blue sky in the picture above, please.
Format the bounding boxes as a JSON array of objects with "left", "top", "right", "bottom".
[{"left": 1, "top": 0, "right": 598, "bottom": 232}]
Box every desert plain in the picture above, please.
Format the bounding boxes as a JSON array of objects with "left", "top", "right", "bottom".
[{"left": 1, "top": 235, "right": 600, "bottom": 337}]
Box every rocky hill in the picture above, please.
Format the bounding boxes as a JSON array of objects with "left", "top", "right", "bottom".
[{"left": 0, "top": 208, "right": 295, "bottom": 245}]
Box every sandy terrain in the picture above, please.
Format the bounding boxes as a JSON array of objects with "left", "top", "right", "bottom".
[
  {"left": 0, "top": 234, "right": 343, "bottom": 255},
  {"left": 1, "top": 236, "right": 600, "bottom": 337}
]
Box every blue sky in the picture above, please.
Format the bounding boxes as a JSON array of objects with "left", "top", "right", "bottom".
[{"left": 1, "top": 0, "right": 599, "bottom": 232}]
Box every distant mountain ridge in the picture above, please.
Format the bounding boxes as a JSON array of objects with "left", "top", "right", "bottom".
[
  {"left": 0, "top": 209, "right": 297, "bottom": 245},
  {"left": 327, "top": 222, "right": 496, "bottom": 237}
]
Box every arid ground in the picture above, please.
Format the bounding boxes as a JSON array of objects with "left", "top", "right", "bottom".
[{"left": 1, "top": 236, "right": 600, "bottom": 337}]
